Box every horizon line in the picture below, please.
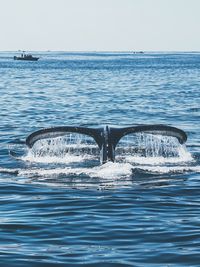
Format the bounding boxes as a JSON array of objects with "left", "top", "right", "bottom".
[{"left": 0, "top": 50, "right": 200, "bottom": 53}]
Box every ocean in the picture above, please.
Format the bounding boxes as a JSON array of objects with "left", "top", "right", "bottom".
[{"left": 0, "top": 51, "right": 200, "bottom": 266}]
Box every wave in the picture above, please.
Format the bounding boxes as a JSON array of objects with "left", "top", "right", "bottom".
[{"left": 1, "top": 162, "right": 200, "bottom": 180}]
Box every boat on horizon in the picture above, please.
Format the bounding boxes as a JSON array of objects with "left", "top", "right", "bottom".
[{"left": 14, "top": 52, "right": 39, "bottom": 61}]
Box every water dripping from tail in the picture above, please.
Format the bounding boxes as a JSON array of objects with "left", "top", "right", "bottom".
[
  {"left": 23, "top": 133, "right": 100, "bottom": 165},
  {"left": 10, "top": 124, "right": 195, "bottom": 178},
  {"left": 115, "top": 132, "right": 193, "bottom": 165}
]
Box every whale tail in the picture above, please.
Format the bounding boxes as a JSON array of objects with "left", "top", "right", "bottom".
[{"left": 26, "top": 125, "right": 187, "bottom": 164}]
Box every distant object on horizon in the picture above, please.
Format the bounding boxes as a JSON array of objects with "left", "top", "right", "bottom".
[
  {"left": 14, "top": 52, "right": 39, "bottom": 61},
  {"left": 133, "top": 51, "right": 144, "bottom": 54}
]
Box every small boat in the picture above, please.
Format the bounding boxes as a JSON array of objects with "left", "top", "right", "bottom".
[{"left": 14, "top": 52, "right": 39, "bottom": 61}]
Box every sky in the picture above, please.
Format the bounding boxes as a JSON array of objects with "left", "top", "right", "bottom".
[{"left": 0, "top": 0, "right": 199, "bottom": 51}]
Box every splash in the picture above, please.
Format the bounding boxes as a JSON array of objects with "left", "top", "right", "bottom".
[
  {"left": 115, "top": 133, "right": 193, "bottom": 164},
  {"left": 6, "top": 132, "right": 197, "bottom": 183},
  {"left": 1, "top": 164, "right": 200, "bottom": 182},
  {"left": 15, "top": 162, "right": 133, "bottom": 179},
  {"left": 22, "top": 134, "right": 100, "bottom": 164},
  {"left": 22, "top": 132, "right": 193, "bottom": 165}
]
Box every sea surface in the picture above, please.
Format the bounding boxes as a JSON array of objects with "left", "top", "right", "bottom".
[{"left": 0, "top": 51, "right": 200, "bottom": 266}]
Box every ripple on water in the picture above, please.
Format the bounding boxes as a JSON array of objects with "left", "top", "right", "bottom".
[{"left": 0, "top": 52, "right": 200, "bottom": 266}]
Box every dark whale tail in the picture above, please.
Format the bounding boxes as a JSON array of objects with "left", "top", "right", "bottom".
[{"left": 26, "top": 125, "right": 187, "bottom": 164}]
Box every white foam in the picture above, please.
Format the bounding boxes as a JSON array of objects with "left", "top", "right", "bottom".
[
  {"left": 13, "top": 164, "right": 200, "bottom": 179},
  {"left": 19, "top": 167, "right": 75, "bottom": 177},
  {"left": 21, "top": 151, "right": 95, "bottom": 164},
  {"left": 17, "top": 162, "right": 133, "bottom": 179},
  {"left": 1, "top": 163, "right": 200, "bottom": 183},
  {"left": 86, "top": 162, "right": 133, "bottom": 178},
  {"left": 134, "top": 165, "right": 200, "bottom": 174},
  {"left": 122, "top": 154, "right": 193, "bottom": 165}
]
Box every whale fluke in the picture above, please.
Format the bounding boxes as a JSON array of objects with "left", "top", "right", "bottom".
[{"left": 26, "top": 124, "right": 187, "bottom": 164}]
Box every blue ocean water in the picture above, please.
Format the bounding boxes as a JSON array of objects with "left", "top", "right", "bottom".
[{"left": 0, "top": 51, "right": 200, "bottom": 266}]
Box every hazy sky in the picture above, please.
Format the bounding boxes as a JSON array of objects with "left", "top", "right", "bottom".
[{"left": 0, "top": 0, "right": 199, "bottom": 51}]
